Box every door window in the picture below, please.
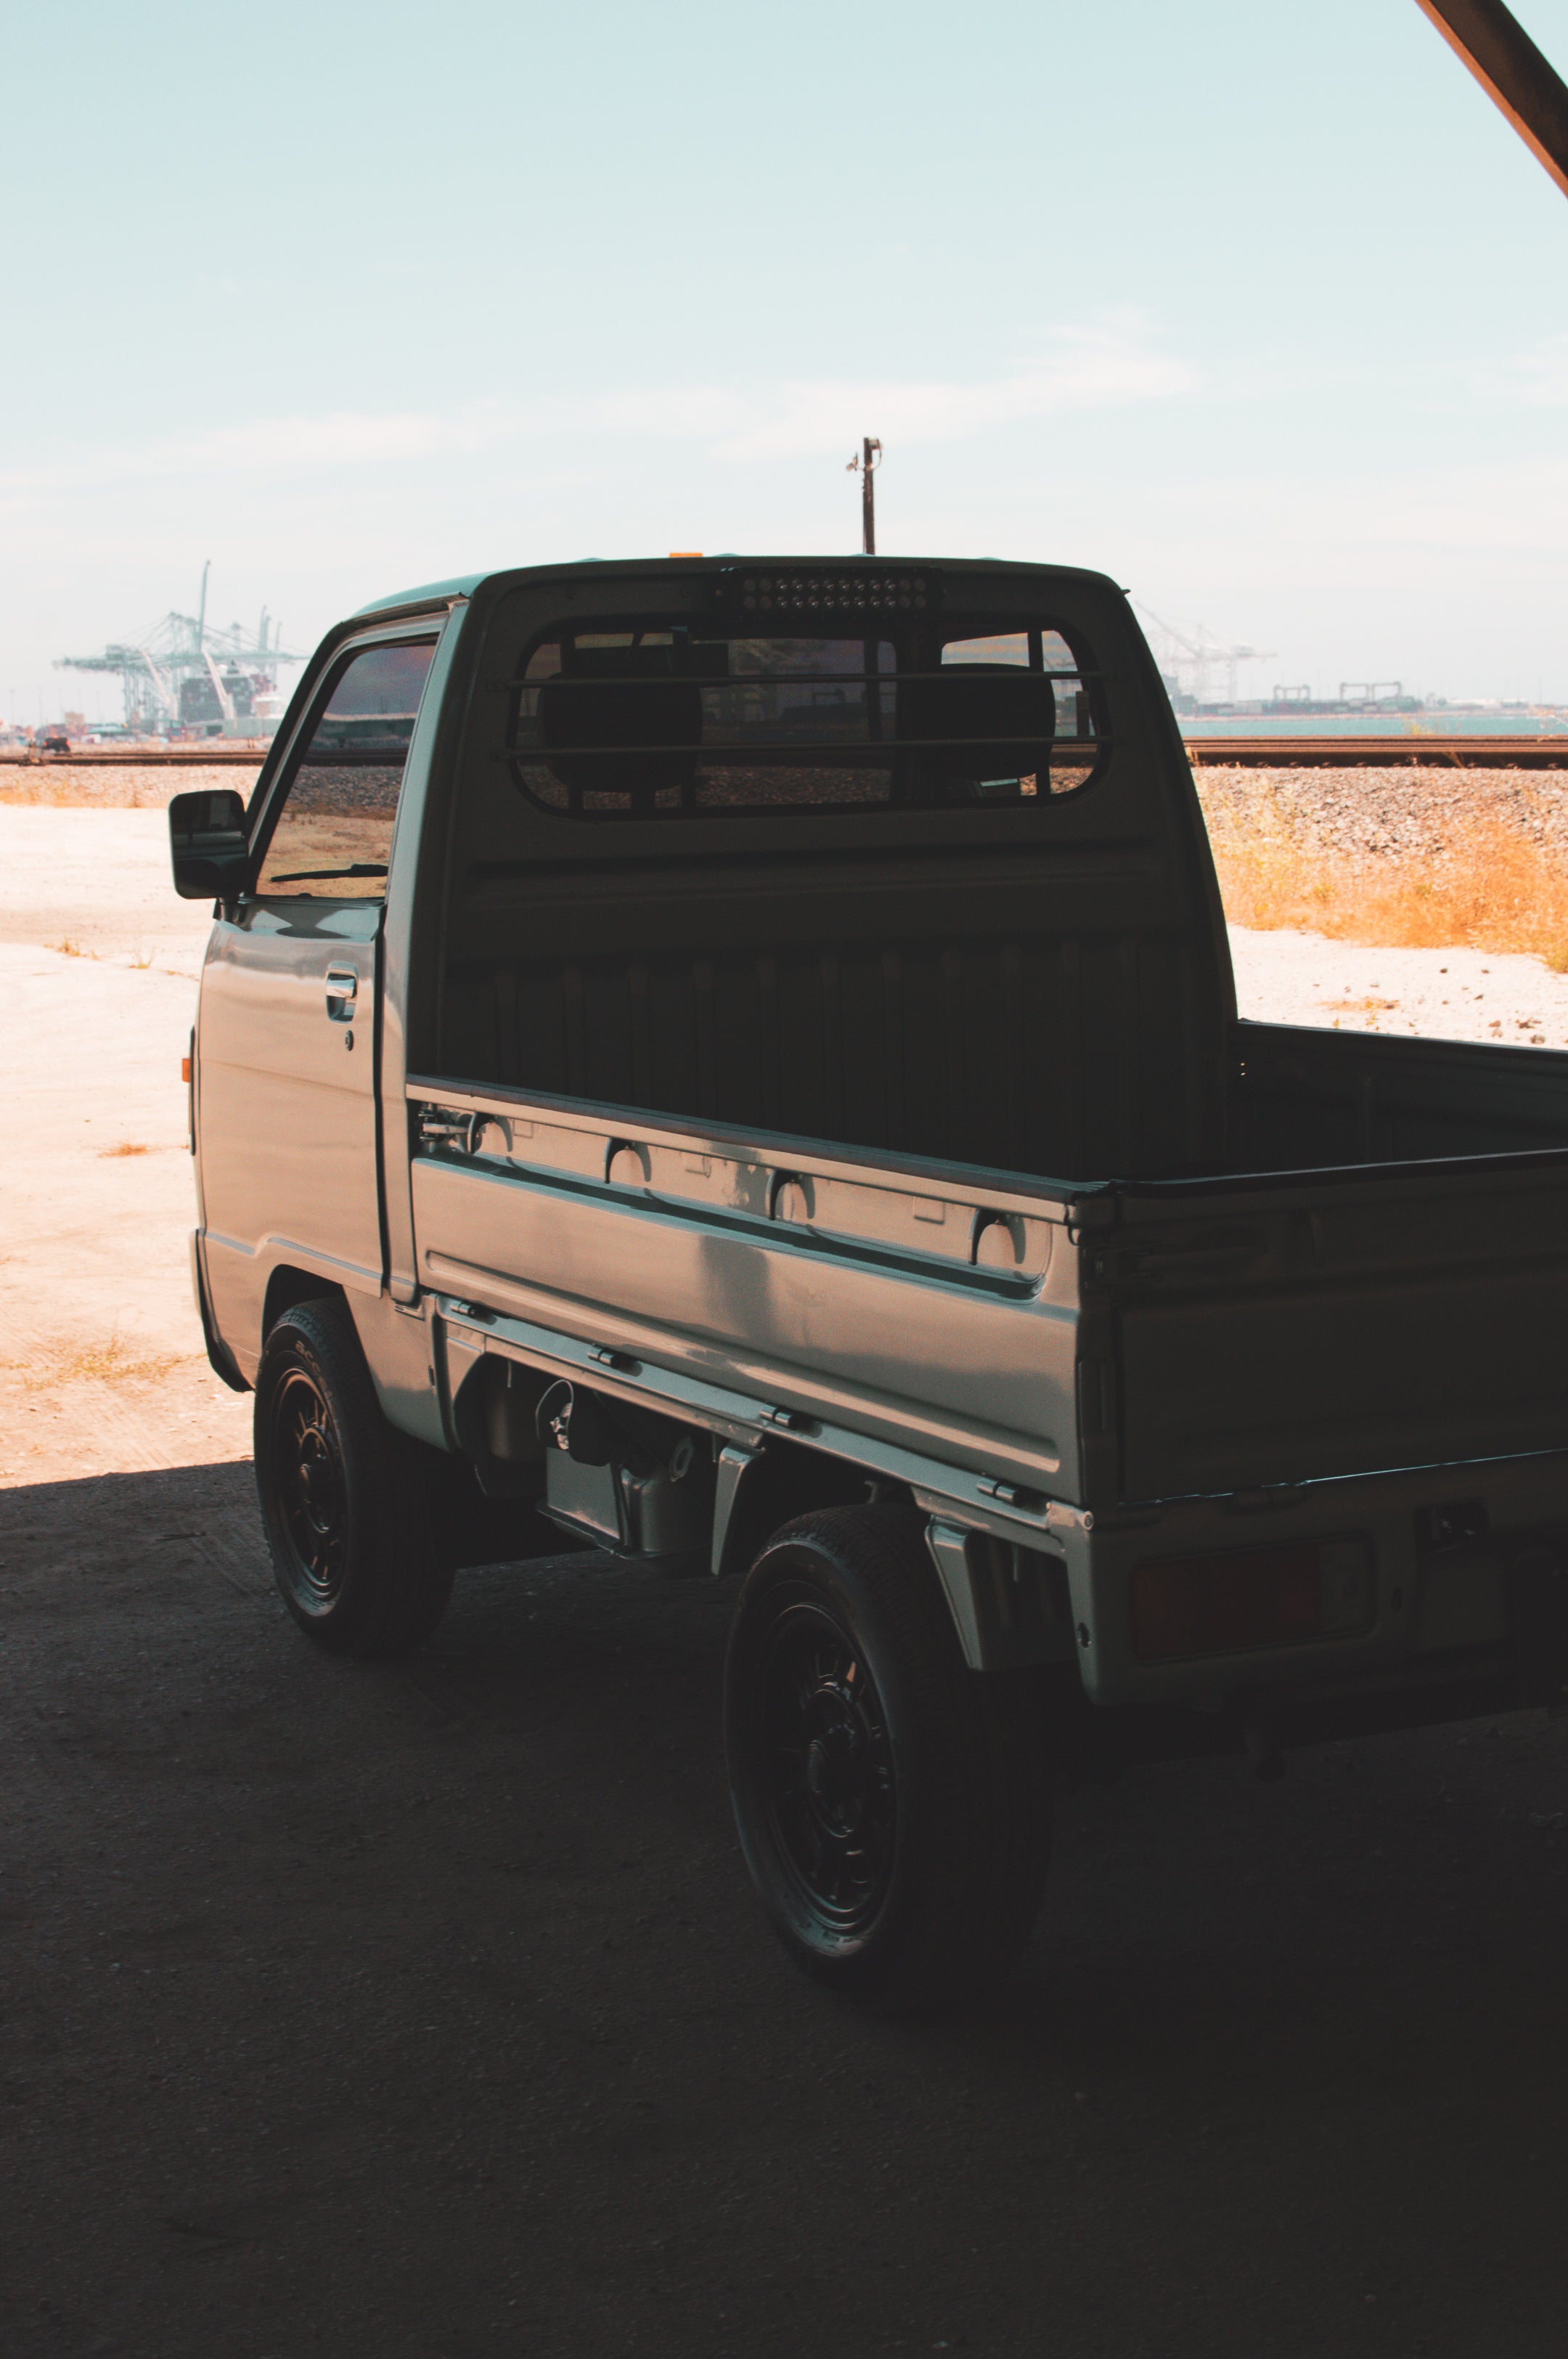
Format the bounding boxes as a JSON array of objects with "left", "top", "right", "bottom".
[{"left": 255, "top": 639, "right": 436, "bottom": 900}]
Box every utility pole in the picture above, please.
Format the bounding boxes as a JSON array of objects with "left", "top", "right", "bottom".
[{"left": 846, "top": 437, "right": 882, "bottom": 554}]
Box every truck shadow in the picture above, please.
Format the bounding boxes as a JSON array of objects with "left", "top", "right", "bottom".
[{"left": 6, "top": 1459, "right": 1568, "bottom": 2358}]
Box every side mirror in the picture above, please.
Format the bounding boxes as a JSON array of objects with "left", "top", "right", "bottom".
[{"left": 169, "top": 788, "right": 249, "bottom": 900}]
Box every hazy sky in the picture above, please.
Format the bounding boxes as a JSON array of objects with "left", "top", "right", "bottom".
[{"left": 7, "top": 0, "right": 1568, "bottom": 719}]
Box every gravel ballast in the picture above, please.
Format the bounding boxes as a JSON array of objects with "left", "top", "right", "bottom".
[
  {"left": 0, "top": 761, "right": 261, "bottom": 809},
  {"left": 1195, "top": 762, "right": 1568, "bottom": 865}
]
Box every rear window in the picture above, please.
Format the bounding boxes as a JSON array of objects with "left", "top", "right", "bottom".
[{"left": 507, "top": 612, "right": 1101, "bottom": 818}]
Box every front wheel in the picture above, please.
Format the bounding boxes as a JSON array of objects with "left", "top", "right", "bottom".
[
  {"left": 253, "top": 1299, "right": 454, "bottom": 1658},
  {"left": 723, "top": 1505, "right": 1051, "bottom": 2011}
]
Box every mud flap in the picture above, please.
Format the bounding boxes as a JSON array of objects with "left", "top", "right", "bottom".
[
  {"left": 1506, "top": 1531, "right": 1568, "bottom": 1708},
  {"left": 190, "top": 1230, "right": 248, "bottom": 1394}
]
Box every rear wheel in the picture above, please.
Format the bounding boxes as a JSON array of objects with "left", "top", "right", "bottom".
[
  {"left": 254, "top": 1299, "right": 454, "bottom": 1657},
  {"left": 724, "top": 1504, "right": 1051, "bottom": 2011}
]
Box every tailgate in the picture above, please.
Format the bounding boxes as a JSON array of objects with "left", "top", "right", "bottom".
[{"left": 1104, "top": 1155, "right": 1568, "bottom": 1501}]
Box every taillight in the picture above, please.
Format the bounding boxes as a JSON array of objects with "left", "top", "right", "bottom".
[{"left": 1130, "top": 1536, "right": 1374, "bottom": 1661}]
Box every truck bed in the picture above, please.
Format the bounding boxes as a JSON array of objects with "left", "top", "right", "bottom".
[
  {"left": 1092, "top": 1019, "right": 1568, "bottom": 1501},
  {"left": 407, "top": 1017, "right": 1568, "bottom": 1520}
]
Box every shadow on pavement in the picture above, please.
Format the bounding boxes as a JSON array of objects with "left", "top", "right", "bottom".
[{"left": 4, "top": 1460, "right": 1568, "bottom": 2358}]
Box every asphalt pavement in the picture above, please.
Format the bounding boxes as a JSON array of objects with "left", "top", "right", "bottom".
[{"left": 5, "top": 1459, "right": 1568, "bottom": 2359}]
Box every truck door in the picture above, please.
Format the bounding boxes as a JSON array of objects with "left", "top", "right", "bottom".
[{"left": 196, "top": 629, "right": 440, "bottom": 1369}]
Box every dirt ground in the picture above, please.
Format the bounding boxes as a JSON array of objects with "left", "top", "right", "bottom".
[
  {"left": 0, "top": 812, "right": 252, "bottom": 1489},
  {"left": 0, "top": 761, "right": 258, "bottom": 812},
  {"left": 6, "top": 810, "right": 1568, "bottom": 2358}
]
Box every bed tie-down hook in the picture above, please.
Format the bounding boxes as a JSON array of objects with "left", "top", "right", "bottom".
[{"left": 417, "top": 1107, "right": 488, "bottom": 1155}]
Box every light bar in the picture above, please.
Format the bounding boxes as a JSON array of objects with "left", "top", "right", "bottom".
[{"left": 735, "top": 572, "right": 931, "bottom": 616}]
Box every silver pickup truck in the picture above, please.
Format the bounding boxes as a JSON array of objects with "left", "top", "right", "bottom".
[{"left": 170, "top": 555, "right": 1568, "bottom": 2008}]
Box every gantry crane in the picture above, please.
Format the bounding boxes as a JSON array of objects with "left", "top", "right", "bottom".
[{"left": 55, "top": 562, "right": 302, "bottom": 736}]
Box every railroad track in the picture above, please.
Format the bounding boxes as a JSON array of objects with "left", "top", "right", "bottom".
[
  {"left": 5, "top": 737, "right": 1567, "bottom": 770},
  {"left": 1185, "top": 736, "right": 1568, "bottom": 768},
  {"left": 0, "top": 746, "right": 266, "bottom": 765}
]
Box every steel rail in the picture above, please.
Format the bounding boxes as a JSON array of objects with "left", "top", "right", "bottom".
[
  {"left": 0, "top": 746, "right": 268, "bottom": 765},
  {"left": 1186, "top": 736, "right": 1568, "bottom": 767},
  {"left": 9, "top": 739, "right": 1568, "bottom": 770}
]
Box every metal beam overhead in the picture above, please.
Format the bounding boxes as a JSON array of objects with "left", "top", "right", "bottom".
[{"left": 1414, "top": 0, "right": 1568, "bottom": 200}]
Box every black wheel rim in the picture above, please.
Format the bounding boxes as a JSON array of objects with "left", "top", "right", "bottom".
[
  {"left": 757, "top": 1601, "right": 897, "bottom": 1937},
  {"left": 269, "top": 1364, "right": 348, "bottom": 1612}
]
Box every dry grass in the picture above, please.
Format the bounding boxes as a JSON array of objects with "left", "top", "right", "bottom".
[
  {"left": 57, "top": 1338, "right": 182, "bottom": 1385},
  {"left": 99, "top": 1141, "right": 151, "bottom": 1158},
  {"left": 1204, "top": 806, "right": 1568, "bottom": 971},
  {"left": 1, "top": 1335, "right": 184, "bottom": 1386}
]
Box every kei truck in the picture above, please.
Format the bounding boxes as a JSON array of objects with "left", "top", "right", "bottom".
[{"left": 168, "top": 554, "right": 1568, "bottom": 2008}]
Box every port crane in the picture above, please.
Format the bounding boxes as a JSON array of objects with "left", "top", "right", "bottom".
[
  {"left": 55, "top": 562, "right": 302, "bottom": 735},
  {"left": 1130, "top": 603, "right": 1277, "bottom": 708}
]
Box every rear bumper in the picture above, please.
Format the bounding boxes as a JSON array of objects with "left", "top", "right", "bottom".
[{"left": 1062, "top": 1450, "right": 1568, "bottom": 1718}]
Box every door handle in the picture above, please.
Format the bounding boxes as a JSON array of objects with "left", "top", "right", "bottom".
[{"left": 325, "top": 968, "right": 359, "bottom": 1021}]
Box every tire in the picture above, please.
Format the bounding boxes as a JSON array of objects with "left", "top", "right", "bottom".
[
  {"left": 253, "top": 1299, "right": 454, "bottom": 1658},
  {"left": 723, "top": 1504, "right": 1052, "bottom": 2011}
]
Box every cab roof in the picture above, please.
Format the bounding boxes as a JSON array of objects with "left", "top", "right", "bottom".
[
  {"left": 352, "top": 554, "right": 1119, "bottom": 622},
  {"left": 353, "top": 572, "right": 487, "bottom": 617}
]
